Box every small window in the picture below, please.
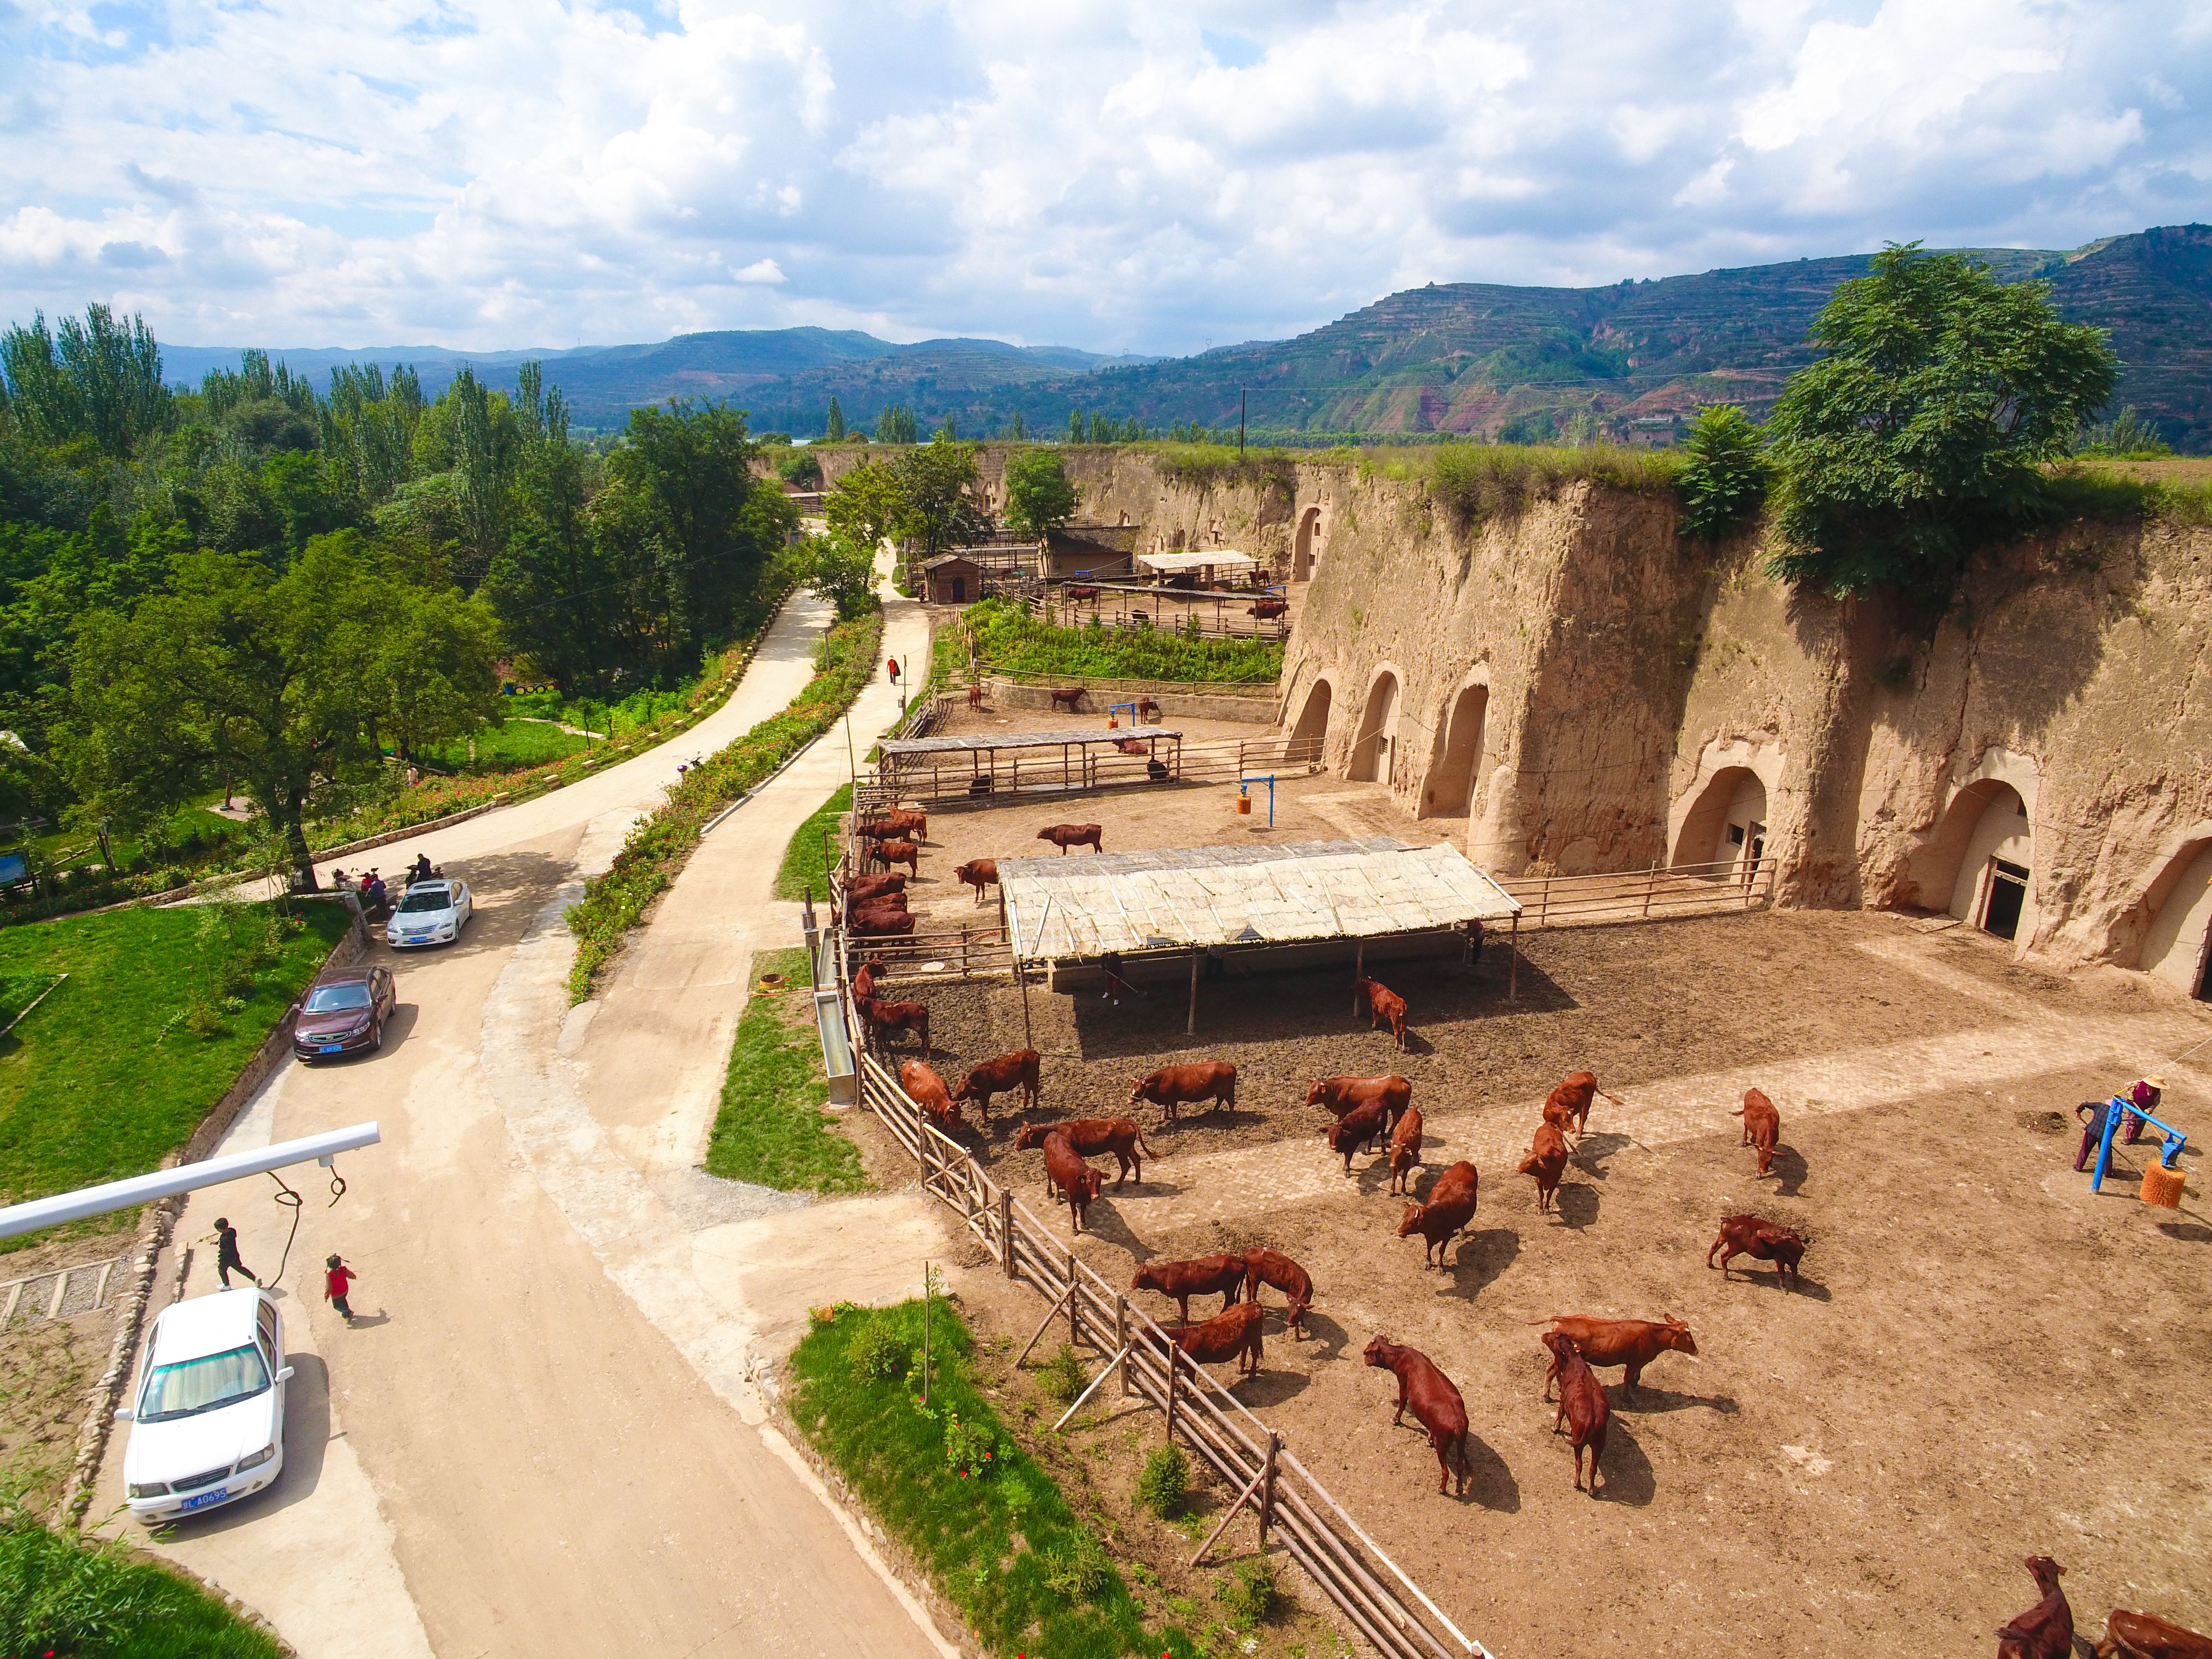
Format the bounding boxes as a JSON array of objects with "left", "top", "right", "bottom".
[{"left": 1727, "top": 824, "right": 1746, "bottom": 848}]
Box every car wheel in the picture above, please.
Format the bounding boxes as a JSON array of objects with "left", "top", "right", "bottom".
[{"left": 369, "top": 1020, "right": 383, "bottom": 1052}]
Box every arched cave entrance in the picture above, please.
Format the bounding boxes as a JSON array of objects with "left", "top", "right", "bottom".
[
  {"left": 1287, "top": 679, "right": 1332, "bottom": 767},
  {"left": 1421, "top": 684, "right": 1487, "bottom": 818},
  {"left": 1671, "top": 767, "right": 1767, "bottom": 870},
  {"left": 1348, "top": 671, "right": 1400, "bottom": 784},
  {"left": 1923, "top": 780, "right": 2034, "bottom": 940},
  {"left": 1292, "top": 507, "right": 1322, "bottom": 582},
  {"left": 2137, "top": 839, "right": 2212, "bottom": 999}
]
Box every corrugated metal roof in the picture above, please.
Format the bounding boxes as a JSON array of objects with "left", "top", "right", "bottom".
[
  {"left": 1135, "top": 549, "right": 1257, "bottom": 574},
  {"left": 881, "top": 728, "right": 1182, "bottom": 757},
  {"left": 1000, "top": 837, "right": 1521, "bottom": 961}
]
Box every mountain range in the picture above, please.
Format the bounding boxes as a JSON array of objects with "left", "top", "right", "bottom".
[{"left": 162, "top": 223, "right": 2212, "bottom": 451}]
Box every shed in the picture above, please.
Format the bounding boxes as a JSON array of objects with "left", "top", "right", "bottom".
[
  {"left": 1044, "top": 524, "right": 1140, "bottom": 581},
  {"left": 1134, "top": 548, "right": 1259, "bottom": 588},
  {"left": 922, "top": 554, "right": 984, "bottom": 604}
]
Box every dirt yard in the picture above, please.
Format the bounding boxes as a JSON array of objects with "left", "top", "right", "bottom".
[{"left": 843, "top": 766, "right": 2212, "bottom": 1659}]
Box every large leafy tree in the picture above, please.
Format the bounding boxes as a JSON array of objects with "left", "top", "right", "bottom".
[
  {"left": 1001, "top": 448, "right": 1079, "bottom": 539},
  {"left": 0, "top": 305, "right": 171, "bottom": 459},
  {"left": 1764, "top": 243, "right": 2119, "bottom": 598},
  {"left": 894, "top": 438, "right": 982, "bottom": 561},
  {"left": 822, "top": 458, "right": 907, "bottom": 552}
]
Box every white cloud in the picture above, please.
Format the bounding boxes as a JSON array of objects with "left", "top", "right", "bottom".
[{"left": 0, "top": 0, "right": 2206, "bottom": 354}]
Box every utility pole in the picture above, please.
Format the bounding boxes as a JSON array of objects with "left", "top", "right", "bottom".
[{"left": 1239, "top": 388, "right": 1246, "bottom": 455}]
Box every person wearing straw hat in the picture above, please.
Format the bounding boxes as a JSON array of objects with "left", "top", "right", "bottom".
[{"left": 2121, "top": 1074, "right": 2166, "bottom": 1144}]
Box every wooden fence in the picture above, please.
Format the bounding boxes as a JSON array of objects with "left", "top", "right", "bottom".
[
  {"left": 869, "top": 733, "right": 1323, "bottom": 807},
  {"left": 1498, "top": 856, "right": 1776, "bottom": 929},
  {"left": 834, "top": 936, "right": 1486, "bottom": 1659}
]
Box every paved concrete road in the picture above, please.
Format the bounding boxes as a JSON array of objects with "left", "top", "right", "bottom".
[{"left": 97, "top": 581, "right": 959, "bottom": 1658}]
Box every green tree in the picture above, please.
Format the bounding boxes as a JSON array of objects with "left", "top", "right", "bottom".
[
  {"left": 825, "top": 396, "right": 846, "bottom": 441},
  {"left": 823, "top": 457, "right": 907, "bottom": 554},
  {"left": 894, "top": 440, "right": 980, "bottom": 562},
  {"left": 1674, "top": 405, "right": 1769, "bottom": 539},
  {"left": 1067, "top": 409, "right": 1084, "bottom": 444},
  {"left": 1764, "top": 243, "right": 2120, "bottom": 598},
  {"left": 360, "top": 573, "right": 504, "bottom": 761},
  {"left": 0, "top": 305, "right": 171, "bottom": 458},
  {"left": 875, "top": 404, "right": 917, "bottom": 445},
  {"left": 1002, "top": 448, "right": 1079, "bottom": 539},
  {"left": 778, "top": 450, "right": 823, "bottom": 488},
  {"left": 1003, "top": 409, "right": 1027, "bottom": 441},
  {"left": 794, "top": 532, "right": 879, "bottom": 620}
]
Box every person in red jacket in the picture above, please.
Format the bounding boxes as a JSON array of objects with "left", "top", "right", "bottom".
[{"left": 324, "top": 1254, "right": 359, "bottom": 1323}]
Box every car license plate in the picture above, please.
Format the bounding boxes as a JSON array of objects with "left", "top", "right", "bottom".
[
  {"left": 180, "top": 1487, "right": 228, "bottom": 1511},
  {"left": 318, "top": 1044, "right": 342, "bottom": 1053}
]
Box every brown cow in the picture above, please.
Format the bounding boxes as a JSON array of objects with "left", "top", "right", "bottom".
[
  {"left": 1040, "top": 1130, "right": 1105, "bottom": 1234},
  {"left": 869, "top": 838, "right": 921, "bottom": 875},
  {"left": 1248, "top": 598, "right": 1288, "bottom": 620},
  {"left": 1542, "top": 1070, "right": 1620, "bottom": 1138},
  {"left": 1131, "top": 1254, "right": 1245, "bottom": 1324},
  {"left": 1166, "top": 1300, "right": 1263, "bottom": 1379},
  {"left": 1243, "top": 1249, "right": 1314, "bottom": 1337},
  {"left": 1541, "top": 1331, "right": 1609, "bottom": 1495},
  {"left": 966, "top": 682, "right": 985, "bottom": 710},
  {"left": 1540, "top": 1316, "right": 1697, "bottom": 1399},
  {"left": 851, "top": 954, "right": 886, "bottom": 1004},
  {"left": 1997, "top": 1557, "right": 2073, "bottom": 1659},
  {"left": 1388, "top": 1105, "right": 1425, "bottom": 1196},
  {"left": 1014, "top": 1118, "right": 1156, "bottom": 1187},
  {"left": 1734, "top": 1086, "right": 1781, "bottom": 1175},
  {"left": 1397, "top": 1162, "right": 1479, "bottom": 1267},
  {"left": 1518, "top": 1121, "right": 1571, "bottom": 1214},
  {"left": 2097, "top": 1609, "right": 2212, "bottom": 1658},
  {"left": 1707, "top": 1214, "right": 1807, "bottom": 1285},
  {"left": 1067, "top": 585, "right": 1100, "bottom": 601},
  {"left": 859, "top": 995, "right": 928, "bottom": 1053},
  {"left": 1048, "top": 685, "right": 1086, "bottom": 713},
  {"left": 1129, "top": 1061, "right": 1236, "bottom": 1125},
  {"left": 1324, "top": 1096, "right": 1393, "bottom": 1174},
  {"left": 841, "top": 872, "right": 906, "bottom": 907},
  {"left": 1037, "top": 822, "right": 1103, "bottom": 855},
  {"left": 1362, "top": 1337, "right": 1468, "bottom": 1496},
  {"left": 1136, "top": 696, "right": 1160, "bottom": 722},
  {"left": 951, "top": 1049, "right": 1040, "bottom": 1124},
  {"left": 1353, "top": 975, "right": 1408, "bottom": 1048},
  {"left": 1112, "top": 737, "right": 1150, "bottom": 755},
  {"left": 953, "top": 858, "right": 999, "bottom": 901},
  {"left": 1305, "top": 1074, "right": 1412, "bottom": 1131},
  {"left": 849, "top": 907, "right": 915, "bottom": 937},
  {"left": 860, "top": 813, "right": 926, "bottom": 843},
  {"left": 899, "top": 1060, "right": 966, "bottom": 1136},
  {"left": 848, "top": 893, "right": 910, "bottom": 919}
]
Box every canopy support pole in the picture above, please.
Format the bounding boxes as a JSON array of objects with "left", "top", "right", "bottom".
[
  {"left": 1508, "top": 911, "right": 1520, "bottom": 1003},
  {"left": 1187, "top": 947, "right": 1200, "bottom": 1036}
]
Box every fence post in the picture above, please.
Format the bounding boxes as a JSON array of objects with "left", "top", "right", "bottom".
[
  {"left": 1260, "top": 1431, "right": 1280, "bottom": 1543},
  {"left": 1000, "top": 1190, "right": 1016, "bottom": 1279},
  {"left": 1641, "top": 859, "right": 1657, "bottom": 919},
  {"left": 1117, "top": 1295, "right": 1131, "bottom": 1397},
  {"left": 1165, "top": 1346, "right": 1178, "bottom": 1439},
  {"left": 1067, "top": 1251, "right": 1080, "bottom": 1350}
]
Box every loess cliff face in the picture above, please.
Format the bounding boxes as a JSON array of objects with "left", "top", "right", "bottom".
[{"left": 1025, "top": 446, "right": 2212, "bottom": 980}]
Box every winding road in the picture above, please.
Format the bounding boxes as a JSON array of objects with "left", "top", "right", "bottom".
[{"left": 94, "top": 575, "right": 953, "bottom": 1658}]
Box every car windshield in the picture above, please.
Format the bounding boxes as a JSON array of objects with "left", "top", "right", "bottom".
[
  {"left": 139, "top": 1343, "right": 270, "bottom": 1422},
  {"left": 302, "top": 983, "right": 372, "bottom": 1013},
  {"left": 397, "top": 889, "right": 450, "bottom": 914}
]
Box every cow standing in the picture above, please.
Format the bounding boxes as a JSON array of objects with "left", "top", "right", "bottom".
[
  {"left": 1543, "top": 1070, "right": 1619, "bottom": 1138},
  {"left": 1048, "top": 686, "right": 1086, "bottom": 714},
  {"left": 1539, "top": 1316, "right": 1697, "bottom": 1399},
  {"left": 859, "top": 996, "right": 929, "bottom": 1053},
  {"left": 1324, "top": 1097, "right": 1393, "bottom": 1175},
  {"left": 1363, "top": 1337, "right": 1469, "bottom": 1496},
  {"left": 1128, "top": 1061, "right": 1237, "bottom": 1125},
  {"left": 1243, "top": 1249, "right": 1314, "bottom": 1338},
  {"left": 899, "top": 1060, "right": 966, "bottom": 1136},
  {"left": 1013, "top": 1118, "right": 1156, "bottom": 1187},
  {"left": 1519, "top": 1121, "right": 1571, "bottom": 1214},
  {"left": 1707, "top": 1214, "right": 1807, "bottom": 1285},
  {"left": 953, "top": 858, "right": 999, "bottom": 902},
  {"left": 951, "top": 1049, "right": 1040, "bottom": 1125},
  {"left": 1541, "top": 1330, "right": 1609, "bottom": 1495},
  {"left": 869, "top": 839, "right": 921, "bottom": 877},
  {"left": 1165, "top": 1301, "right": 1263, "bottom": 1379},
  {"left": 1734, "top": 1086, "right": 1781, "bottom": 1176},
  {"left": 1036, "top": 822, "right": 1103, "bottom": 855},
  {"left": 1131, "top": 1255, "right": 1246, "bottom": 1324},
  {"left": 1997, "top": 1558, "right": 2073, "bottom": 1659},
  {"left": 1353, "top": 975, "right": 1408, "bottom": 1048},
  {"left": 1398, "top": 1162, "right": 1479, "bottom": 1268},
  {"left": 1305, "top": 1074, "right": 1412, "bottom": 1135},
  {"left": 1388, "top": 1105, "right": 1425, "bottom": 1196},
  {"left": 1040, "top": 1130, "right": 1105, "bottom": 1235}
]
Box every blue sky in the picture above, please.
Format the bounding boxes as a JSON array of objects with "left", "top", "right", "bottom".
[{"left": 3, "top": 0, "right": 2208, "bottom": 354}]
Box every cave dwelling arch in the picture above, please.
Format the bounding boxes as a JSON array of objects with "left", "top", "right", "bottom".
[
  {"left": 1348, "top": 666, "right": 1403, "bottom": 784},
  {"left": 1292, "top": 505, "right": 1323, "bottom": 583},
  {"left": 1287, "top": 674, "right": 1335, "bottom": 768},
  {"left": 2131, "top": 826, "right": 2212, "bottom": 999},
  {"left": 1420, "top": 676, "right": 1490, "bottom": 820}
]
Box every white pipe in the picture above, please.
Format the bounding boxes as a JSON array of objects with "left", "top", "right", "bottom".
[{"left": 0, "top": 1123, "right": 382, "bottom": 1240}]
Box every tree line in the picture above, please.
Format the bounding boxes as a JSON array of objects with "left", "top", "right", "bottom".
[{"left": 0, "top": 308, "right": 798, "bottom": 885}]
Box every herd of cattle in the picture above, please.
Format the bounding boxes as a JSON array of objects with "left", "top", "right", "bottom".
[{"left": 831, "top": 807, "right": 2211, "bottom": 1653}]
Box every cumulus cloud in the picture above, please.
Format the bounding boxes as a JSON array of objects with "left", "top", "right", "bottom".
[{"left": 0, "top": 0, "right": 2206, "bottom": 354}]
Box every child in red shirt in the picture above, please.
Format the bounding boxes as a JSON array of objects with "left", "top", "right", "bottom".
[{"left": 324, "top": 1255, "right": 358, "bottom": 1323}]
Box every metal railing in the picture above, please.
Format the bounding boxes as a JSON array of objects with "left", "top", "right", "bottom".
[
  {"left": 832, "top": 931, "right": 1486, "bottom": 1659},
  {"left": 873, "top": 733, "right": 1323, "bottom": 806},
  {"left": 1498, "top": 856, "right": 1776, "bottom": 928}
]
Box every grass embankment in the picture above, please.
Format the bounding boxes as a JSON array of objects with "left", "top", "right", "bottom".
[
  {"left": 422, "top": 718, "right": 587, "bottom": 775},
  {"left": 564, "top": 611, "right": 883, "bottom": 1003},
  {"left": 0, "top": 1503, "right": 283, "bottom": 1659},
  {"left": 774, "top": 784, "right": 851, "bottom": 902},
  {"left": 703, "top": 947, "right": 863, "bottom": 1193},
  {"left": 0, "top": 901, "right": 353, "bottom": 1256},
  {"left": 963, "top": 599, "right": 1282, "bottom": 685},
  {"left": 793, "top": 1300, "right": 1197, "bottom": 1659}
]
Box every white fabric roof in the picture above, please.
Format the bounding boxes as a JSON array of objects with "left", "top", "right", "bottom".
[
  {"left": 1135, "top": 549, "right": 1258, "bottom": 575},
  {"left": 1000, "top": 837, "right": 1520, "bottom": 962}
]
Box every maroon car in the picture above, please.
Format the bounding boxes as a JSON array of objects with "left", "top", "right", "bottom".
[{"left": 291, "top": 966, "right": 397, "bottom": 1062}]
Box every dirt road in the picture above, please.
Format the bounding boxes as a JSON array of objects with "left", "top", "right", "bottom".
[{"left": 95, "top": 582, "right": 962, "bottom": 1658}]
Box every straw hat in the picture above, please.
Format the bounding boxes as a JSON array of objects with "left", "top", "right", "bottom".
[{"left": 2145, "top": 1074, "right": 2167, "bottom": 1089}]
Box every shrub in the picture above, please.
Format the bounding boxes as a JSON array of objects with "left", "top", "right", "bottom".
[
  {"left": 847, "top": 1315, "right": 906, "bottom": 1383},
  {"left": 1214, "top": 1557, "right": 1278, "bottom": 1631},
  {"left": 943, "top": 1410, "right": 997, "bottom": 1480},
  {"left": 181, "top": 995, "right": 224, "bottom": 1039},
  {"left": 1040, "top": 1528, "right": 1112, "bottom": 1600},
  {"left": 1136, "top": 1443, "right": 1188, "bottom": 1518},
  {"left": 1674, "top": 405, "right": 1769, "bottom": 539},
  {"left": 1036, "top": 1342, "right": 1087, "bottom": 1405}
]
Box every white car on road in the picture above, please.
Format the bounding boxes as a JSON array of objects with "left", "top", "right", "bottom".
[
  {"left": 119, "top": 1288, "right": 291, "bottom": 1522},
  {"left": 388, "top": 878, "right": 473, "bottom": 948}
]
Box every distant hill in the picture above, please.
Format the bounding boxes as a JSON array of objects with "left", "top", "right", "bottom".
[{"left": 164, "top": 225, "right": 2212, "bottom": 450}]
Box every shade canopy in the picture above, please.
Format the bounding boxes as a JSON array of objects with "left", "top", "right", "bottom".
[
  {"left": 999, "top": 837, "right": 1520, "bottom": 963},
  {"left": 1134, "top": 549, "right": 1257, "bottom": 576},
  {"left": 881, "top": 727, "right": 1182, "bottom": 759}
]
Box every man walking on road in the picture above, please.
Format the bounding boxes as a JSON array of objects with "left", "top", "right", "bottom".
[{"left": 210, "top": 1217, "right": 259, "bottom": 1288}]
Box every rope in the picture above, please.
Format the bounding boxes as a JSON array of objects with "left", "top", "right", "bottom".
[{"left": 264, "top": 1162, "right": 348, "bottom": 1285}]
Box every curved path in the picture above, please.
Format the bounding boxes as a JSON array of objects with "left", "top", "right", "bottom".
[{"left": 96, "top": 575, "right": 953, "bottom": 1658}]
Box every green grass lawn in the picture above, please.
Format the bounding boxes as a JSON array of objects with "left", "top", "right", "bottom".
[
  {"left": 792, "top": 1299, "right": 1197, "bottom": 1659},
  {"left": 0, "top": 1508, "right": 284, "bottom": 1658},
  {"left": 962, "top": 598, "right": 1282, "bottom": 684},
  {"left": 774, "top": 784, "right": 851, "bottom": 901},
  {"left": 703, "top": 947, "right": 865, "bottom": 1193},
  {"left": 0, "top": 901, "right": 353, "bottom": 1255},
  {"left": 424, "top": 718, "right": 588, "bottom": 775}
]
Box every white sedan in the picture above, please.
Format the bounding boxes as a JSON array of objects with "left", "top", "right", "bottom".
[
  {"left": 119, "top": 1288, "right": 291, "bottom": 1522},
  {"left": 387, "top": 878, "right": 474, "bottom": 948}
]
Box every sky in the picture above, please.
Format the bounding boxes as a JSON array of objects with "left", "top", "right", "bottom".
[{"left": 2, "top": 0, "right": 2209, "bottom": 356}]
